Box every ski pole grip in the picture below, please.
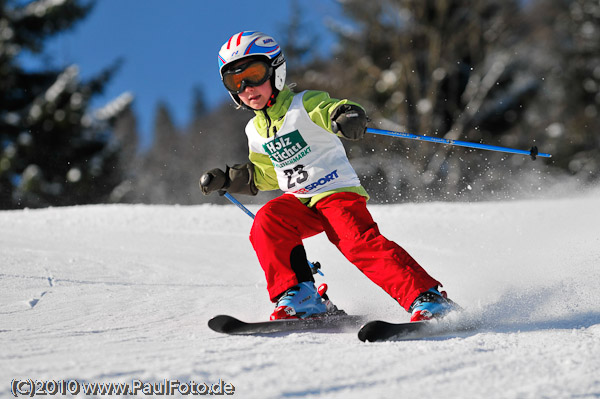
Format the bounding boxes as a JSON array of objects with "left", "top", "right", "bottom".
[
  {"left": 200, "top": 173, "right": 226, "bottom": 196},
  {"left": 200, "top": 173, "right": 212, "bottom": 188}
]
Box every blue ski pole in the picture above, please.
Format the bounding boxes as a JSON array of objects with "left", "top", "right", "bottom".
[
  {"left": 222, "top": 191, "right": 255, "bottom": 219},
  {"left": 220, "top": 191, "right": 324, "bottom": 276},
  {"left": 366, "top": 127, "right": 552, "bottom": 160}
]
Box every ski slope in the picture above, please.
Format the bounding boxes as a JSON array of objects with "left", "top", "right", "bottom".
[{"left": 1, "top": 189, "right": 599, "bottom": 398}]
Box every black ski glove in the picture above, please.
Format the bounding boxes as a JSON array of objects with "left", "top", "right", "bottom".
[
  {"left": 330, "top": 104, "right": 368, "bottom": 141},
  {"left": 199, "top": 162, "right": 258, "bottom": 196}
]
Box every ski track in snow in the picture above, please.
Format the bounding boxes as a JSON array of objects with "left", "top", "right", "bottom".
[{"left": 1, "top": 190, "right": 600, "bottom": 398}]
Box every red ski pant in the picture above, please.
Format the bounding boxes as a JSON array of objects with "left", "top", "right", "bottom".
[{"left": 249, "top": 192, "right": 440, "bottom": 310}]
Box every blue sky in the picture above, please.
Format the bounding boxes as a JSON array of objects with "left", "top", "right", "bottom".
[{"left": 27, "top": 0, "right": 341, "bottom": 148}]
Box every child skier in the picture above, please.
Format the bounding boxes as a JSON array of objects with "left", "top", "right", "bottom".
[{"left": 200, "top": 31, "right": 455, "bottom": 322}]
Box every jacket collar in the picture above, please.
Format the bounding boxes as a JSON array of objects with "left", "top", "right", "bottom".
[{"left": 253, "top": 87, "right": 294, "bottom": 124}]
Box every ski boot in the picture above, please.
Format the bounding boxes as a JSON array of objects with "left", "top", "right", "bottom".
[
  {"left": 409, "top": 287, "right": 456, "bottom": 322},
  {"left": 270, "top": 282, "right": 339, "bottom": 320}
]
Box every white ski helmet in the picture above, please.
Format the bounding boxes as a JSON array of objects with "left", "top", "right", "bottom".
[{"left": 218, "top": 31, "right": 286, "bottom": 106}]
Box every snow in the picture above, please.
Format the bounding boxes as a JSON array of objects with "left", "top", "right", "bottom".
[{"left": 1, "top": 189, "right": 600, "bottom": 398}]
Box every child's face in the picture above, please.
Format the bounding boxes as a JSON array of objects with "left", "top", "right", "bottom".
[{"left": 238, "top": 79, "right": 273, "bottom": 110}]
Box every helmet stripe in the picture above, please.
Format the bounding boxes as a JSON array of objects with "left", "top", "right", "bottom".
[{"left": 244, "top": 37, "right": 260, "bottom": 55}]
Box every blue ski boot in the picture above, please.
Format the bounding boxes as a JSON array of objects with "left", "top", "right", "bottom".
[
  {"left": 270, "top": 282, "right": 336, "bottom": 320},
  {"left": 409, "top": 287, "right": 456, "bottom": 322}
]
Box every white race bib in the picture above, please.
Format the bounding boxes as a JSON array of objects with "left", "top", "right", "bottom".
[{"left": 246, "top": 91, "right": 360, "bottom": 197}]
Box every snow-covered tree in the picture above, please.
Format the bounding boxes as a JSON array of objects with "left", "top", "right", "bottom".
[{"left": 0, "top": 0, "right": 129, "bottom": 208}]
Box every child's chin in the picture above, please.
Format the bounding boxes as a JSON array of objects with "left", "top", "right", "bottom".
[{"left": 248, "top": 101, "right": 264, "bottom": 109}]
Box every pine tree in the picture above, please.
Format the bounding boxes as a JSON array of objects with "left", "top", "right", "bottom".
[
  {"left": 108, "top": 97, "right": 139, "bottom": 203},
  {"left": 0, "top": 0, "right": 127, "bottom": 208},
  {"left": 136, "top": 101, "right": 180, "bottom": 204}
]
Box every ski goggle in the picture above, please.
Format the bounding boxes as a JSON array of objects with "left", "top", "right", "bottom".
[{"left": 222, "top": 60, "right": 272, "bottom": 94}]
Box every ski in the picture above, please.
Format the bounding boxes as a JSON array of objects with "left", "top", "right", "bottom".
[
  {"left": 208, "top": 313, "right": 365, "bottom": 335},
  {"left": 358, "top": 316, "right": 479, "bottom": 342}
]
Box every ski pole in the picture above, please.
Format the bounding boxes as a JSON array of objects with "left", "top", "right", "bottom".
[
  {"left": 366, "top": 127, "right": 552, "bottom": 160},
  {"left": 195, "top": 172, "right": 326, "bottom": 277},
  {"left": 222, "top": 191, "right": 255, "bottom": 219},
  {"left": 221, "top": 192, "right": 324, "bottom": 276},
  {"left": 219, "top": 191, "right": 323, "bottom": 276}
]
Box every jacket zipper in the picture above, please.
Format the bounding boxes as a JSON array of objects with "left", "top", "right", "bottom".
[{"left": 263, "top": 109, "right": 277, "bottom": 138}]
